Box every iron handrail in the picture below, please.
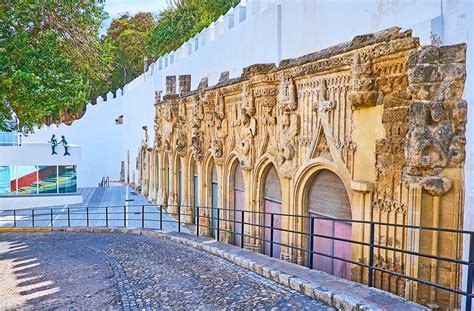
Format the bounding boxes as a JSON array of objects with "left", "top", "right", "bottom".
[{"left": 0, "top": 203, "right": 473, "bottom": 309}]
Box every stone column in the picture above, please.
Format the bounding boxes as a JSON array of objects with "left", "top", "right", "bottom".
[{"left": 350, "top": 180, "right": 374, "bottom": 283}]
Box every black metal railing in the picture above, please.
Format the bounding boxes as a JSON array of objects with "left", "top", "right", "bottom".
[{"left": 0, "top": 203, "right": 472, "bottom": 310}]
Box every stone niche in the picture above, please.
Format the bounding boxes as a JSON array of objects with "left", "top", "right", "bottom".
[{"left": 136, "top": 27, "right": 468, "bottom": 310}]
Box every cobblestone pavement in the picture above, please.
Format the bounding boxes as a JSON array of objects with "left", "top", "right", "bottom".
[{"left": 0, "top": 232, "right": 334, "bottom": 310}]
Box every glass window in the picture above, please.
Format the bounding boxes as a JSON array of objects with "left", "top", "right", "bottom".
[
  {"left": 16, "top": 166, "right": 38, "bottom": 195},
  {"left": 58, "top": 165, "right": 77, "bottom": 193},
  {"left": 38, "top": 166, "right": 58, "bottom": 194},
  {"left": 0, "top": 166, "right": 16, "bottom": 195}
]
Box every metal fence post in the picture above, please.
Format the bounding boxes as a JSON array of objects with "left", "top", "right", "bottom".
[
  {"left": 465, "top": 232, "right": 474, "bottom": 311},
  {"left": 123, "top": 205, "right": 126, "bottom": 227},
  {"left": 13, "top": 210, "right": 16, "bottom": 227},
  {"left": 32, "top": 209, "right": 35, "bottom": 227},
  {"left": 50, "top": 209, "right": 53, "bottom": 227},
  {"left": 240, "top": 210, "right": 245, "bottom": 248},
  {"left": 160, "top": 205, "right": 163, "bottom": 230},
  {"left": 86, "top": 207, "right": 89, "bottom": 227},
  {"left": 216, "top": 208, "right": 220, "bottom": 242},
  {"left": 270, "top": 213, "right": 275, "bottom": 258},
  {"left": 178, "top": 205, "right": 181, "bottom": 233},
  {"left": 106, "top": 206, "right": 109, "bottom": 227},
  {"left": 141, "top": 205, "right": 145, "bottom": 228},
  {"left": 196, "top": 206, "right": 200, "bottom": 236},
  {"left": 368, "top": 222, "right": 375, "bottom": 288},
  {"left": 67, "top": 208, "right": 71, "bottom": 227},
  {"left": 308, "top": 217, "right": 315, "bottom": 269}
]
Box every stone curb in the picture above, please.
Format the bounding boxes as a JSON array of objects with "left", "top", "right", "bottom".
[{"left": 5, "top": 227, "right": 429, "bottom": 311}]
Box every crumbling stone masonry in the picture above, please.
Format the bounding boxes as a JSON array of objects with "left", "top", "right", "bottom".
[{"left": 136, "top": 27, "right": 467, "bottom": 309}]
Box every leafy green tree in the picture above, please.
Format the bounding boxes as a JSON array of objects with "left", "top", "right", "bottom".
[
  {"left": 147, "top": 0, "right": 239, "bottom": 58},
  {"left": 100, "top": 12, "right": 156, "bottom": 93},
  {"left": 0, "top": 0, "right": 106, "bottom": 130}
]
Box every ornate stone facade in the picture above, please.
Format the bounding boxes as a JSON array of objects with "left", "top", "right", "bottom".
[{"left": 137, "top": 28, "right": 467, "bottom": 309}]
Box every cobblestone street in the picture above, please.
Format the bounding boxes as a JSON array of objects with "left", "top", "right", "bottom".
[{"left": 0, "top": 232, "right": 334, "bottom": 310}]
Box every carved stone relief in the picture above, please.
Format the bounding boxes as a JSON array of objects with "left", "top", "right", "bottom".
[{"left": 403, "top": 44, "right": 467, "bottom": 196}]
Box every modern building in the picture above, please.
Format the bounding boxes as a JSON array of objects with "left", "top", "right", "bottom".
[{"left": 0, "top": 129, "right": 82, "bottom": 210}]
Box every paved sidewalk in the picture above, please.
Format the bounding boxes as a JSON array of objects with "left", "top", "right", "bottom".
[{"left": 0, "top": 232, "right": 333, "bottom": 310}]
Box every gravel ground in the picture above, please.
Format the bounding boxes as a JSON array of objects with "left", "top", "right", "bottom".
[{"left": 0, "top": 232, "right": 334, "bottom": 310}]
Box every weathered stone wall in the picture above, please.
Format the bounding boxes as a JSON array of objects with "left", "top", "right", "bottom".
[{"left": 137, "top": 28, "right": 467, "bottom": 309}]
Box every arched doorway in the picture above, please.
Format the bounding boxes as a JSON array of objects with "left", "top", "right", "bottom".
[
  {"left": 308, "top": 169, "right": 352, "bottom": 280},
  {"left": 263, "top": 164, "right": 282, "bottom": 258},
  {"left": 232, "top": 161, "right": 244, "bottom": 247}
]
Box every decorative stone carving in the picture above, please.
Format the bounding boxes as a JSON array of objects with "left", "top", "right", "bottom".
[
  {"left": 276, "top": 75, "right": 300, "bottom": 177},
  {"left": 136, "top": 29, "right": 467, "bottom": 310},
  {"left": 163, "top": 101, "right": 175, "bottom": 153},
  {"left": 278, "top": 76, "right": 298, "bottom": 111},
  {"left": 277, "top": 113, "right": 300, "bottom": 177},
  {"left": 403, "top": 44, "right": 467, "bottom": 196},
  {"left": 260, "top": 104, "right": 276, "bottom": 156},
  {"left": 211, "top": 90, "right": 228, "bottom": 159},
  {"left": 191, "top": 98, "right": 204, "bottom": 159},
  {"left": 314, "top": 133, "right": 331, "bottom": 160},
  {"left": 348, "top": 52, "right": 378, "bottom": 108},
  {"left": 176, "top": 98, "right": 187, "bottom": 156},
  {"left": 314, "top": 78, "right": 335, "bottom": 113},
  {"left": 154, "top": 103, "right": 163, "bottom": 149},
  {"left": 238, "top": 87, "right": 257, "bottom": 170}
]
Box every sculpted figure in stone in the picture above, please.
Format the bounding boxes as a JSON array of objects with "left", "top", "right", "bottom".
[
  {"left": 277, "top": 113, "right": 300, "bottom": 177},
  {"left": 154, "top": 105, "right": 163, "bottom": 149},
  {"left": 211, "top": 90, "right": 228, "bottom": 158},
  {"left": 175, "top": 99, "right": 187, "bottom": 155},
  {"left": 260, "top": 105, "right": 276, "bottom": 155},
  {"left": 163, "top": 104, "right": 174, "bottom": 152},
  {"left": 191, "top": 100, "right": 204, "bottom": 159},
  {"left": 239, "top": 107, "right": 257, "bottom": 169}
]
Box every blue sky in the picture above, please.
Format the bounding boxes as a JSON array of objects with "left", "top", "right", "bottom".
[{"left": 101, "top": 0, "right": 168, "bottom": 34}]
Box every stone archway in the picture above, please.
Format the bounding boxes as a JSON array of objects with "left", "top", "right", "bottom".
[
  {"left": 308, "top": 169, "right": 352, "bottom": 280},
  {"left": 262, "top": 164, "right": 282, "bottom": 258}
]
